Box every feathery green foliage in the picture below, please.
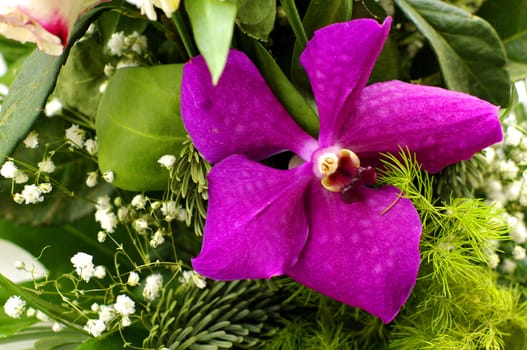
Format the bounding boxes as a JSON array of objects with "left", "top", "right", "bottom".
[
  {"left": 169, "top": 137, "right": 210, "bottom": 236},
  {"left": 142, "top": 280, "right": 283, "bottom": 349}
]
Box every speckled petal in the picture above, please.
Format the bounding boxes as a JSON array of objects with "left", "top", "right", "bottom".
[
  {"left": 181, "top": 50, "right": 318, "bottom": 164},
  {"left": 339, "top": 80, "right": 503, "bottom": 173},
  {"left": 300, "top": 18, "right": 391, "bottom": 147},
  {"left": 286, "top": 184, "right": 422, "bottom": 323},
  {"left": 192, "top": 155, "right": 313, "bottom": 279}
]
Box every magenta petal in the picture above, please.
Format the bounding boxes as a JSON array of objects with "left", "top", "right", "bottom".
[
  {"left": 286, "top": 184, "right": 422, "bottom": 323},
  {"left": 192, "top": 155, "right": 312, "bottom": 280},
  {"left": 300, "top": 18, "right": 391, "bottom": 147},
  {"left": 181, "top": 50, "right": 318, "bottom": 163},
  {"left": 339, "top": 80, "right": 503, "bottom": 173}
]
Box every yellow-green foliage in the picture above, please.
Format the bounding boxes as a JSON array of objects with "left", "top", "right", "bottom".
[{"left": 379, "top": 150, "right": 527, "bottom": 349}]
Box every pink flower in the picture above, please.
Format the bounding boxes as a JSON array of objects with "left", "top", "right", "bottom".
[{"left": 0, "top": 0, "right": 106, "bottom": 55}]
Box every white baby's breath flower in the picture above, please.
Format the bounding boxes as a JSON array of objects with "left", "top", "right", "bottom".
[
  {"left": 502, "top": 258, "right": 517, "bottom": 274},
  {"left": 107, "top": 31, "right": 126, "bottom": 56},
  {"left": 84, "top": 138, "right": 98, "bottom": 156},
  {"left": 121, "top": 316, "right": 132, "bottom": 327},
  {"left": 127, "top": 272, "right": 140, "bottom": 287},
  {"left": 20, "top": 184, "right": 44, "bottom": 204},
  {"left": 86, "top": 171, "right": 98, "bottom": 188},
  {"left": 114, "top": 295, "right": 135, "bottom": 316},
  {"left": 131, "top": 194, "right": 148, "bottom": 209},
  {"left": 97, "top": 231, "right": 107, "bottom": 243},
  {"left": 133, "top": 217, "right": 149, "bottom": 232},
  {"left": 1, "top": 160, "right": 17, "bottom": 178},
  {"left": 94, "top": 265, "right": 106, "bottom": 279},
  {"left": 84, "top": 319, "right": 106, "bottom": 337},
  {"left": 91, "top": 303, "right": 100, "bottom": 312},
  {"left": 102, "top": 170, "right": 114, "bottom": 183},
  {"left": 488, "top": 253, "right": 500, "bottom": 269},
  {"left": 35, "top": 310, "right": 49, "bottom": 322},
  {"left": 65, "top": 124, "right": 86, "bottom": 148},
  {"left": 98, "top": 305, "right": 115, "bottom": 323},
  {"left": 44, "top": 97, "right": 62, "bottom": 117},
  {"left": 70, "top": 252, "right": 95, "bottom": 282},
  {"left": 52, "top": 322, "right": 64, "bottom": 333},
  {"left": 12, "top": 193, "right": 24, "bottom": 204},
  {"left": 143, "top": 273, "right": 163, "bottom": 301},
  {"left": 14, "top": 171, "right": 29, "bottom": 184},
  {"left": 4, "top": 296, "right": 26, "bottom": 319},
  {"left": 149, "top": 229, "right": 165, "bottom": 248},
  {"left": 161, "top": 201, "right": 186, "bottom": 222},
  {"left": 181, "top": 270, "right": 206, "bottom": 289},
  {"left": 506, "top": 126, "right": 523, "bottom": 147},
  {"left": 125, "top": 32, "right": 148, "bottom": 55},
  {"left": 23, "top": 130, "right": 39, "bottom": 149},
  {"left": 37, "top": 159, "right": 56, "bottom": 173},
  {"left": 157, "top": 154, "right": 176, "bottom": 169},
  {"left": 513, "top": 246, "right": 526, "bottom": 260},
  {"left": 39, "top": 183, "right": 53, "bottom": 194},
  {"left": 26, "top": 308, "right": 36, "bottom": 318}
]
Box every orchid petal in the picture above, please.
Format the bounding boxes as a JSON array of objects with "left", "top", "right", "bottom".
[
  {"left": 0, "top": 0, "right": 106, "bottom": 55},
  {"left": 181, "top": 50, "right": 318, "bottom": 163},
  {"left": 300, "top": 18, "right": 391, "bottom": 147},
  {"left": 287, "top": 184, "right": 421, "bottom": 323},
  {"left": 339, "top": 80, "right": 502, "bottom": 173},
  {"left": 192, "top": 155, "right": 312, "bottom": 280}
]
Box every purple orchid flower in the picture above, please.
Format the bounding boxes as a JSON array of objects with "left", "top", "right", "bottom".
[{"left": 180, "top": 17, "right": 502, "bottom": 323}]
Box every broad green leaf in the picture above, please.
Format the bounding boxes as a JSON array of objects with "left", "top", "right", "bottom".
[
  {"left": 236, "top": 0, "right": 276, "bottom": 41},
  {"left": 96, "top": 65, "right": 186, "bottom": 191},
  {"left": 368, "top": 36, "right": 400, "bottom": 83},
  {"left": 185, "top": 0, "right": 237, "bottom": 85},
  {"left": 477, "top": 0, "right": 527, "bottom": 80},
  {"left": 33, "top": 332, "right": 87, "bottom": 350},
  {"left": 0, "top": 217, "right": 118, "bottom": 278},
  {"left": 238, "top": 36, "right": 319, "bottom": 137},
  {"left": 0, "top": 315, "right": 37, "bottom": 339},
  {"left": 290, "top": 0, "right": 353, "bottom": 94},
  {"left": 0, "top": 117, "right": 113, "bottom": 226},
  {"left": 0, "top": 39, "right": 34, "bottom": 86},
  {"left": 0, "top": 5, "right": 110, "bottom": 164},
  {"left": 394, "top": 0, "right": 510, "bottom": 106},
  {"left": 75, "top": 333, "right": 123, "bottom": 349}
]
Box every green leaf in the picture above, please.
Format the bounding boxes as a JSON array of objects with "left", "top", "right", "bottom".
[
  {"left": 290, "top": 0, "right": 353, "bottom": 94},
  {"left": 0, "top": 5, "right": 110, "bottom": 164},
  {"left": 0, "top": 217, "right": 117, "bottom": 278},
  {"left": 477, "top": 0, "right": 527, "bottom": 81},
  {"left": 33, "top": 333, "right": 87, "bottom": 350},
  {"left": 236, "top": 0, "right": 276, "bottom": 41},
  {"left": 394, "top": 0, "right": 510, "bottom": 106},
  {"left": 185, "top": 0, "right": 237, "bottom": 85},
  {"left": 96, "top": 65, "right": 186, "bottom": 191}
]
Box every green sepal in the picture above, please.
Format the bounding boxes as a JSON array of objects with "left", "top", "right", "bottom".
[
  {"left": 185, "top": 0, "right": 237, "bottom": 85},
  {"left": 394, "top": 0, "right": 511, "bottom": 106},
  {"left": 96, "top": 64, "right": 186, "bottom": 191}
]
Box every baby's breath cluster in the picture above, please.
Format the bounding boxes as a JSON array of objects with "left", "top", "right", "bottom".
[{"left": 476, "top": 98, "right": 527, "bottom": 279}]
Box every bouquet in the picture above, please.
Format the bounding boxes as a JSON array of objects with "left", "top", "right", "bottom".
[{"left": 0, "top": 0, "right": 526, "bottom": 348}]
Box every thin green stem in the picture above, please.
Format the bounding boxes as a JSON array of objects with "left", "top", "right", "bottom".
[
  {"left": 279, "top": 0, "right": 308, "bottom": 50},
  {"left": 172, "top": 11, "right": 198, "bottom": 58}
]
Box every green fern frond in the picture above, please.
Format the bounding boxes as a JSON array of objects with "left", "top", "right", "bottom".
[
  {"left": 142, "top": 280, "right": 283, "bottom": 349},
  {"left": 169, "top": 137, "right": 210, "bottom": 236}
]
